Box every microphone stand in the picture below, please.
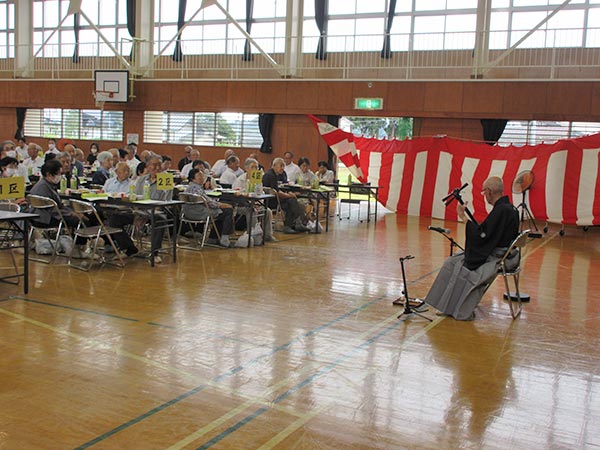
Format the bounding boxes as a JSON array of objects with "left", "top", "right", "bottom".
[
  {"left": 395, "top": 255, "right": 432, "bottom": 322},
  {"left": 429, "top": 228, "right": 464, "bottom": 256}
]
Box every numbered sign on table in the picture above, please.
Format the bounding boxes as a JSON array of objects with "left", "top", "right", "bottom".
[
  {"left": 156, "top": 172, "right": 174, "bottom": 191},
  {"left": 248, "top": 169, "right": 263, "bottom": 192},
  {"left": 0, "top": 176, "right": 25, "bottom": 200}
]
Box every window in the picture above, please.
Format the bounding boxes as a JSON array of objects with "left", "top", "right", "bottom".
[
  {"left": 498, "top": 120, "right": 600, "bottom": 146},
  {"left": 0, "top": 0, "right": 15, "bottom": 59},
  {"left": 24, "top": 108, "right": 124, "bottom": 141},
  {"left": 33, "top": 0, "right": 129, "bottom": 57},
  {"left": 154, "top": 0, "right": 286, "bottom": 55},
  {"left": 340, "top": 116, "right": 414, "bottom": 140},
  {"left": 144, "top": 111, "right": 261, "bottom": 147}
]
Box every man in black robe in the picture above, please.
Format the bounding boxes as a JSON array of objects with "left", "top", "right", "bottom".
[{"left": 424, "top": 176, "right": 520, "bottom": 320}]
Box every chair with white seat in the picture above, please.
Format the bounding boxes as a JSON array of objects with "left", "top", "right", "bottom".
[
  {"left": 68, "top": 199, "right": 125, "bottom": 271},
  {"left": 26, "top": 194, "right": 72, "bottom": 264},
  {"left": 176, "top": 193, "right": 221, "bottom": 250}
]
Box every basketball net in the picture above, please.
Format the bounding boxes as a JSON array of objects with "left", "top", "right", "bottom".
[{"left": 93, "top": 90, "right": 114, "bottom": 111}]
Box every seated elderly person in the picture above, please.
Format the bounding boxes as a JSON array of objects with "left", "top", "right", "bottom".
[
  {"left": 219, "top": 155, "right": 243, "bottom": 186},
  {"left": 232, "top": 158, "right": 275, "bottom": 242},
  {"left": 262, "top": 157, "right": 309, "bottom": 234},
  {"left": 57, "top": 151, "right": 79, "bottom": 188},
  {"left": 316, "top": 161, "right": 335, "bottom": 183},
  {"left": 184, "top": 168, "right": 234, "bottom": 248},
  {"left": 91, "top": 151, "right": 114, "bottom": 186},
  {"left": 29, "top": 160, "right": 137, "bottom": 258},
  {"left": 103, "top": 162, "right": 132, "bottom": 193},
  {"left": 21, "top": 143, "right": 45, "bottom": 177},
  {"left": 424, "top": 176, "right": 519, "bottom": 320},
  {"left": 135, "top": 155, "right": 174, "bottom": 262}
]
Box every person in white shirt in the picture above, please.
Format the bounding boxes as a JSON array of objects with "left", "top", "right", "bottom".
[
  {"left": 125, "top": 143, "right": 140, "bottom": 173},
  {"left": 21, "top": 143, "right": 45, "bottom": 177},
  {"left": 295, "top": 157, "right": 318, "bottom": 186},
  {"left": 212, "top": 149, "right": 235, "bottom": 178},
  {"left": 316, "top": 160, "right": 335, "bottom": 184},
  {"left": 103, "top": 162, "right": 132, "bottom": 193},
  {"left": 219, "top": 156, "right": 243, "bottom": 186},
  {"left": 283, "top": 151, "right": 301, "bottom": 182},
  {"left": 45, "top": 138, "right": 59, "bottom": 155},
  {"left": 181, "top": 149, "right": 202, "bottom": 178},
  {"left": 16, "top": 138, "right": 28, "bottom": 161}
]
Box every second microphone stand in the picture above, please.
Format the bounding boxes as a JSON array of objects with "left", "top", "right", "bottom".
[
  {"left": 429, "top": 228, "right": 464, "bottom": 256},
  {"left": 396, "top": 255, "right": 432, "bottom": 322}
]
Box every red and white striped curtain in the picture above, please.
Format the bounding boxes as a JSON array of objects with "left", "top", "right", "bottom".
[{"left": 310, "top": 115, "right": 600, "bottom": 226}]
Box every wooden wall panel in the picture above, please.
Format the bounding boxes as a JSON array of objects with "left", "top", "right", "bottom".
[
  {"left": 462, "top": 83, "right": 505, "bottom": 115},
  {"left": 424, "top": 82, "right": 464, "bottom": 113},
  {"left": 2, "top": 79, "right": 600, "bottom": 168}
]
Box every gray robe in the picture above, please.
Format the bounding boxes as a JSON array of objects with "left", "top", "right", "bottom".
[{"left": 425, "top": 250, "right": 518, "bottom": 320}]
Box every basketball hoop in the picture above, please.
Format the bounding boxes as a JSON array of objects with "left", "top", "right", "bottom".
[{"left": 93, "top": 90, "right": 114, "bottom": 111}]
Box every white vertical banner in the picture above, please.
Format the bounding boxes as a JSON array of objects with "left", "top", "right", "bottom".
[
  {"left": 545, "top": 150, "right": 568, "bottom": 224},
  {"left": 386, "top": 153, "right": 406, "bottom": 213},
  {"left": 407, "top": 152, "right": 428, "bottom": 216},
  {"left": 432, "top": 152, "right": 453, "bottom": 219},
  {"left": 576, "top": 148, "right": 600, "bottom": 225}
]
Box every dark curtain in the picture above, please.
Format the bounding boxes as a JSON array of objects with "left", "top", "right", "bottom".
[
  {"left": 15, "top": 108, "right": 26, "bottom": 140},
  {"left": 72, "top": 13, "right": 81, "bottom": 63},
  {"left": 315, "top": 0, "right": 328, "bottom": 60},
  {"left": 173, "top": 0, "right": 187, "bottom": 62},
  {"left": 326, "top": 115, "right": 340, "bottom": 170},
  {"left": 126, "top": 0, "right": 136, "bottom": 60},
  {"left": 481, "top": 119, "right": 508, "bottom": 145},
  {"left": 259, "top": 113, "right": 274, "bottom": 154},
  {"left": 242, "top": 0, "right": 254, "bottom": 61},
  {"left": 381, "top": 0, "right": 397, "bottom": 59}
]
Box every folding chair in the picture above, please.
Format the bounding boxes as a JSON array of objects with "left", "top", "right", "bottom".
[
  {"left": 338, "top": 183, "right": 371, "bottom": 223},
  {"left": 176, "top": 193, "right": 221, "bottom": 250},
  {"left": 263, "top": 187, "right": 285, "bottom": 231},
  {"left": 68, "top": 199, "right": 125, "bottom": 271},
  {"left": 498, "top": 229, "right": 530, "bottom": 320},
  {"left": 27, "top": 194, "right": 71, "bottom": 264},
  {"left": 0, "top": 202, "right": 22, "bottom": 282}
]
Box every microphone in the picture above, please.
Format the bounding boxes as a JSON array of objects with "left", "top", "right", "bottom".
[{"left": 428, "top": 226, "right": 451, "bottom": 234}]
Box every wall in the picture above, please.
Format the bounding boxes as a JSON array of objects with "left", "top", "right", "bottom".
[{"left": 1, "top": 79, "right": 599, "bottom": 167}]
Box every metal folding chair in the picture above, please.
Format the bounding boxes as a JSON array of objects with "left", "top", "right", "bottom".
[
  {"left": 498, "top": 229, "right": 530, "bottom": 320},
  {"left": 27, "top": 194, "right": 71, "bottom": 264},
  {"left": 0, "top": 202, "right": 22, "bottom": 282},
  {"left": 177, "top": 193, "right": 221, "bottom": 250},
  {"left": 68, "top": 199, "right": 124, "bottom": 271},
  {"left": 263, "top": 187, "right": 285, "bottom": 231}
]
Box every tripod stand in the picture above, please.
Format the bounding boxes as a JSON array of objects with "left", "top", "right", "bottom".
[
  {"left": 396, "top": 255, "right": 432, "bottom": 322},
  {"left": 516, "top": 189, "right": 541, "bottom": 237}
]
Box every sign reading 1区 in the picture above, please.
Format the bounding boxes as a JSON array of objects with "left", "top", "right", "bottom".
[
  {"left": 354, "top": 98, "right": 383, "bottom": 110},
  {"left": 0, "top": 176, "right": 25, "bottom": 200}
]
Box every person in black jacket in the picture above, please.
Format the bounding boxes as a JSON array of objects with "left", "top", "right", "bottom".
[
  {"left": 262, "top": 157, "right": 308, "bottom": 233},
  {"left": 424, "top": 177, "right": 519, "bottom": 320}
]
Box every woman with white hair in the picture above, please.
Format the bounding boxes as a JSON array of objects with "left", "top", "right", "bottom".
[{"left": 91, "top": 151, "right": 114, "bottom": 186}]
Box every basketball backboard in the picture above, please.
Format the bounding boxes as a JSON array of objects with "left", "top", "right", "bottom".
[{"left": 94, "top": 70, "right": 129, "bottom": 103}]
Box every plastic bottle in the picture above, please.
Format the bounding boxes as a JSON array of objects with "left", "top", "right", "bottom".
[
  {"left": 27, "top": 166, "right": 33, "bottom": 177},
  {"left": 312, "top": 176, "right": 320, "bottom": 189},
  {"left": 70, "top": 174, "right": 78, "bottom": 190},
  {"left": 143, "top": 179, "right": 151, "bottom": 200},
  {"left": 129, "top": 183, "right": 137, "bottom": 201},
  {"left": 59, "top": 175, "right": 67, "bottom": 193},
  {"left": 347, "top": 173, "right": 352, "bottom": 185}
]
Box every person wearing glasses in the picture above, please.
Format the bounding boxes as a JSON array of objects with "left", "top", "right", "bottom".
[{"left": 424, "top": 176, "right": 519, "bottom": 321}]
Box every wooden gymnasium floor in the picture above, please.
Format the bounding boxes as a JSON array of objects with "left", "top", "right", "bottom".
[{"left": 0, "top": 210, "right": 599, "bottom": 450}]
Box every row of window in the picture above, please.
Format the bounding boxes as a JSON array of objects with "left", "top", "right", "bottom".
[
  {"left": 1, "top": 0, "right": 599, "bottom": 58},
  {"left": 21, "top": 108, "right": 600, "bottom": 148}
]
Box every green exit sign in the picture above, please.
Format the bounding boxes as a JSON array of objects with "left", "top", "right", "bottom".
[{"left": 354, "top": 98, "right": 383, "bottom": 110}]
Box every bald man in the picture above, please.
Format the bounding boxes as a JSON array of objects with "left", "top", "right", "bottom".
[{"left": 424, "top": 176, "right": 519, "bottom": 320}]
